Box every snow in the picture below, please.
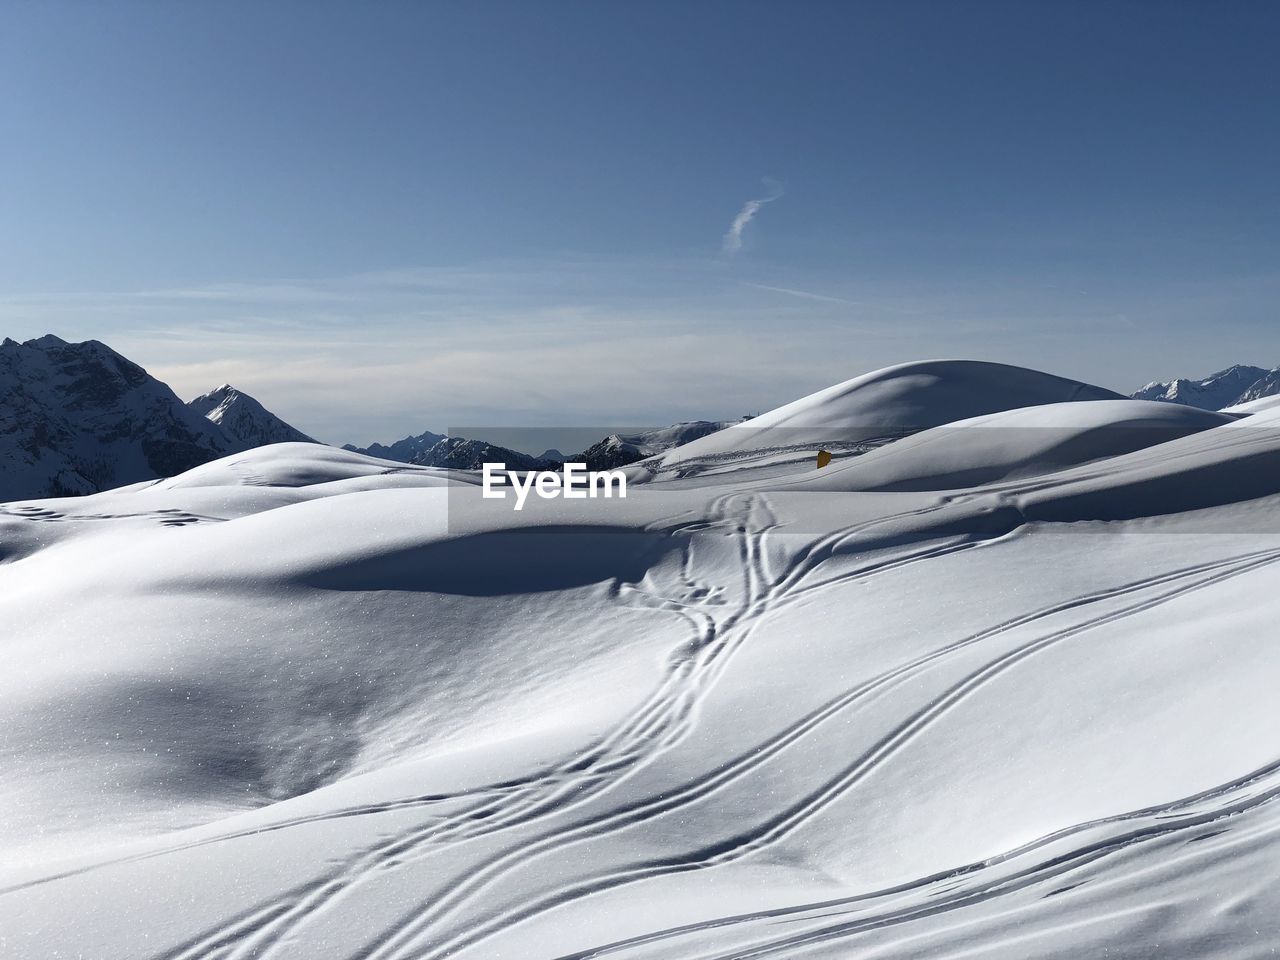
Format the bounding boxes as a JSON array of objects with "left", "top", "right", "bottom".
[
  {"left": 787, "top": 399, "right": 1231, "bottom": 492},
  {"left": 2, "top": 359, "right": 1278, "bottom": 959},
  {"left": 1221, "top": 392, "right": 1280, "bottom": 415},
  {"left": 634, "top": 359, "right": 1123, "bottom": 482}
]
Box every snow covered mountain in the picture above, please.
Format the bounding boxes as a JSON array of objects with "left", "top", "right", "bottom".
[
  {"left": 1132, "top": 364, "right": 1274, "bottom": 409},
  {"left": 345, "top": 430, "right": 561, "bottom": 470},
  {"left": 1233, "top": 367, "right": 1280, "bottom": 405},
  {"left": 0, "top": 335, "right": 239, "bottom": 502},
  {"left": 6, "top": 357, "right": 1280, "bottom": 959},
  {"left": 412, "top": 436, "right": 559, "bottom": 471},
  {"left": 188, "top": 384, "right": 318, "bottom": 447},
  {"left": 343, "top": 429, "right": 447, "bottom": 463},
  {"left": 345, "top": 423, "right": 745, "bottom": 472}
]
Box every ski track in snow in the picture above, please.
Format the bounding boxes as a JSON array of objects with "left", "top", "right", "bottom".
[
  {"left": 548, "top": 757, "right": 1280, "bottom": 960},
  {"left": 150, "top": 493, "right": 784, "bottom": 960},
  {"left": 383, "top": 548, "right": 1280, "bottom": 960},
  {"left": 5, "top": 363, "right": 1274, "bottom": 960},
  {"left": 39, "top": 488, "right": 1262, "bottom": 960}
]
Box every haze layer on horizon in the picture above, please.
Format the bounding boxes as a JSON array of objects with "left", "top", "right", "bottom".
[{"left": 2, "top": 1, "right": 1278, "bottom": 444}]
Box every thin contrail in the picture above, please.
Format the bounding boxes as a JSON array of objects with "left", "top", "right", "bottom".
[{"left": 743, "top": 282, "right": 860, "bottom": 305}]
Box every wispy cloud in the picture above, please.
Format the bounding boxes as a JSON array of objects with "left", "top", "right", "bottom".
[{"left": 722, "top": 178, "right": 784, "bottom": 255}]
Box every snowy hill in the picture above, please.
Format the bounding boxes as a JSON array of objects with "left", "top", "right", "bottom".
[
  {"left": 1132, "top": 364, "right": 1276, "bottom": 409},
  {"left": 1223, "top": 393, "right": 1280, "bottom": 415},
  {"left": 634, "top": 359, "right": 1123, "bottom": 482},
  {"left": 4, "top": 358, "right": 1280, "bottom": 959},
  {"left": 188, "top": 384, "right": 318, "bottom": 447},
  {"left": 0, "top": 335, "right": 239, "bottom": 502}
]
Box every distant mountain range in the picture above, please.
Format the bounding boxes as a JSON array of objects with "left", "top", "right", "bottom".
[
  {"left": 1132, "top": 364, "right": 1280, "bottom": 410},
  {"left": 341, "top": 433, "right": 552, "bottom": 470},
  {"left": 344, "top": 421, "right": 748, "bottom": 472},
  {"left": 341, "top": 430, "right": 445, "bottom": 464},
  {"left": 15, "top": 334, "right": 1280, "bottom": 505},
  {"left": 414, "top": 437, "right": 560, "bottom": 471},
  {"left": 1, "top": 336, "right": 743, "bottom": 502}
]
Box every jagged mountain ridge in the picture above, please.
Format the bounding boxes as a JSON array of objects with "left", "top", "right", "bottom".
[
  {"left": 0, "top": 337, "right": 322, "bottom": 503},
  {"left": 1132, "top": 364, "right": 1278, "bottom": 410},
  {"left": 344, "top": 421, "right": 745, "bottom": 472},
  {"left": 188, "top": 384, "right": 318, "bottom": 447},
  {"left": 1234, "top": 368, "right": 1280, "bottom": 405},
  {"left": 0, "top": 335, "right": 240, "bottom": 501}
]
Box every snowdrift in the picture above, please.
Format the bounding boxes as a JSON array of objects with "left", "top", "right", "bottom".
[
  {"left": 156, "top": 441, "right": 458, "bottom": 491},
  {"left": 1222, "top": 393, "right": 1280, "bottom": 415}
]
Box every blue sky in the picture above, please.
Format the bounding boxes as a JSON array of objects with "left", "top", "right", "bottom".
[{"left": 2, "top": 0, "right": 1278, "bottom": 444}]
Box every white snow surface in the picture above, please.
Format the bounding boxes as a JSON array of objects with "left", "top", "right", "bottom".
[
  {"left": 1222, "top": 393, "right": 1280, "bottom": 415},
  {"left": 787, "top": 399, "right": 1232, "bottom": 492},
  {"left": 2, "top": 359, "right": 1279, "bottom": 960}
]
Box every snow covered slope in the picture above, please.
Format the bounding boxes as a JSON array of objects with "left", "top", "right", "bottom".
[
  {"left": 0, "top": 335, "right": 239, "bottom": 502},
  {"left": 1223, "top": 393, "right": 1280, "bottom": 415},
  {"left": 188, "top": 384, "right": 318, "bottom": 447},
  {"left": 3, "top": 361, "right": 1279, "bottom": 960},
  {"left": 790, "top": 399, "right": 1231, "bottom": 492},
  {"left": 635, "top": 359, "right": 1122, "bottom": 482}
]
